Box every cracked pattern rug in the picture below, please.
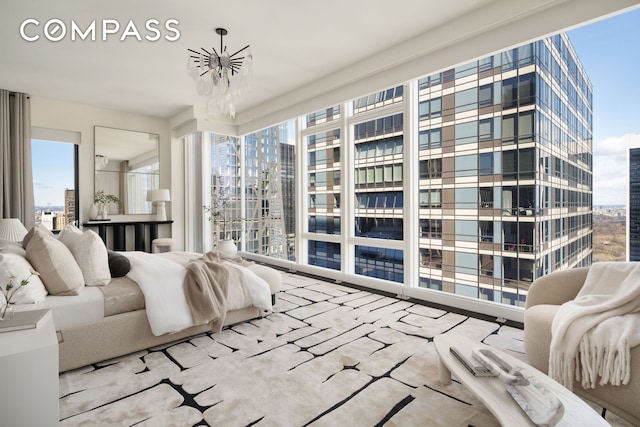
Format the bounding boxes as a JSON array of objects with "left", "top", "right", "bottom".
[{"left": 59, "top": 272, "right": 528, "bottom": 427}]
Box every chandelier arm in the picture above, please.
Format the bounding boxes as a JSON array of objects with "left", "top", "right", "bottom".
[{"left": 229, "top": 45, "right": 250, "bottom": 58}]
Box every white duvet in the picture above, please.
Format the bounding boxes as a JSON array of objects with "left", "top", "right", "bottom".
[{"left": 122, "top": 251, "right": 271, "bottom": 336}]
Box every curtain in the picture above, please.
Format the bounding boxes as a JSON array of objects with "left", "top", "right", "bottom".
[
  {"left": 0, "top": 90, "right": 34, "bottom": 228},
  {"left": 119, "top": 160, "right": 129, "bottom": 214}
]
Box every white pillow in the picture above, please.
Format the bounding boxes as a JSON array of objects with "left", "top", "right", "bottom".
[
  {"left": 0, "top": 239, "right": 27, "bottom": 257},
  {"left": 59, "top": 225, "right": 110, "bottom": 286},
  {"left": 58, "top": 223, "right": 83, "bottom": 248},
  {"left": 73, "top": 230, "right": 111, "bottom": 286},
  {"left": 0, "top": 252, "right": 48, "bottom": 304}
]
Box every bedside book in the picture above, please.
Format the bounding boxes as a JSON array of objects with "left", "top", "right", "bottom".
[
  {"left": 450, "top": 345, "right": 496, "bottom": 377},
  {"left": 0, "top": 309, "right": 50, "bottom": 333}
]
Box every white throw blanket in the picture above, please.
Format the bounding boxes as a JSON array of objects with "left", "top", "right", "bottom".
[
  {"left": 549, "top": 262, "right": 640, "bottom": 390},
  {"left": 123, "top": 251, "right": 272, "bottom": 336}
]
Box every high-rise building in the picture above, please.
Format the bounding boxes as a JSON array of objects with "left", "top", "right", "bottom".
[
  {"left": 305, "top": 106, "right": 344, "bottom": 272},
  {"left": 414, "top": 33, "right": 593, "bottom": 305},
  {"left": 627, "top": 135, "right": 640, "bottom": 261},
  {"left": 279, "top": 142, "right": 296, "bottom": 260},
  {"left": 302, "top": 34, "right": 593, "bottom": 306},
  {"left": 64, "top": 188, "right": 75, "bottom": 226}
]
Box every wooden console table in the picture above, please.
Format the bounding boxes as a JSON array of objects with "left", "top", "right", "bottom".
[{"left": 82, "top": 220, "right": 173, "bottom": 252}]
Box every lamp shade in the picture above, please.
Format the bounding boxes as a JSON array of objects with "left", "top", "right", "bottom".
[
  {"left": 0, "top": 218, "right": 29, "bottom": 242},
  {"left": 149, "top": 189, "right": 171, "bottom": 202}
]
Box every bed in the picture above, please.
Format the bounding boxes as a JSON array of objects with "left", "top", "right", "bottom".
[{"left": 0, "top": 224, "right": 281, "bottom": 373}]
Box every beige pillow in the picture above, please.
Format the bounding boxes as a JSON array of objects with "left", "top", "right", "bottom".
[
  {"left": 22, "top": 223, "right": 53, "bottom": 248},
  {"left": 25, "top": 226, "right": 84, "bottom": 296}
]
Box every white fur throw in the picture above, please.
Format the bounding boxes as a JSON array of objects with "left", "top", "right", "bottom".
[{"left": 550, "top": 262, "right": 640, "bottom": 389}]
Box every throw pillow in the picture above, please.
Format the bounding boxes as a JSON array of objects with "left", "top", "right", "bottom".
[
  {"left": 107, "top": 250, "right": 131, "bottom": 277},
  {"left": 0, "top": 239, "right": 27, "bottom": 257},
  {"left": 58, "top": 223, "right": 83, "bottom": 248},
  {"left": 73, "top": 230, "right": 111, "bottom": 286},
  {"left": 22, "top": 223, "right": 54, "bottom": 248},
  {"left": 0, "top": 252, "right": 48, "bottom": 304},
  {"left": 59, "top": 225, "right": 111, "bottom": 286},
  {"left": 25, "top": 226, "right": 84, "bottom": 296}
]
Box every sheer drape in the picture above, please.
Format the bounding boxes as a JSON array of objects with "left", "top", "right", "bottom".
[{"left": 0, "top": 90, "right": 35, "bottom": 228}]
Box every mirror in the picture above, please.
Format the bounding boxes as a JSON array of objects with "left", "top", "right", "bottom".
[{"left": 94, "top": 126, "right": 159, "bottom": 215}]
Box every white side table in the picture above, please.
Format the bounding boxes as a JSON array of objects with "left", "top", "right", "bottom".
[
  {"left": 434, "top": 334, "right": 609, "bottom": 426},
  {"left": 0, "top": 310, "right": 59, "bottom": 426}
]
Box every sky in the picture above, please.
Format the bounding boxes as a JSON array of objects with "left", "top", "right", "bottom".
[
  {"left": 31, "top": 7, "right": 640, "bottom": 207},
  {"left": 32, "top": 139, "right": 74, "bottom": 207},
  {"left": 567, "top": 6, "right": 640, "bottom": 206}
]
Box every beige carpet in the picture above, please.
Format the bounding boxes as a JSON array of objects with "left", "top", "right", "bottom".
[{"left": 58, "top": 272, "right": 622, "bottom": 426}]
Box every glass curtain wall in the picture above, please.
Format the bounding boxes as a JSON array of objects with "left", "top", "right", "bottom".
[
  {"left": 189, "top": 33, "right": 593, "bottom": 310},
  {"left": 244, "top": 121, "right": 294, "bottom": 259},
  {"left": 304, "top": 106, "right": 342, "bottom": 269},
  {"left": 207, "top": 134, "right": 242, "bottom": 248},
  {"left": 352, "top": 86, "right": 405, "bottom": 283}
]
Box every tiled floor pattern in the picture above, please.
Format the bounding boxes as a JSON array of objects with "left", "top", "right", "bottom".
[{"left": 59, "top": 272, "right": 630, "bottom": 426}]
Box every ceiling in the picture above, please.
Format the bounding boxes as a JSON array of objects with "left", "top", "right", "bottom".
[{"left": 1, "top": 0, "right": 638, "bottom": 125}]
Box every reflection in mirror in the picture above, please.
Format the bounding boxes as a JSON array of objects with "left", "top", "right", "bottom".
[{"left": 94, "top": 126, "right": 159, "bottom": 215}]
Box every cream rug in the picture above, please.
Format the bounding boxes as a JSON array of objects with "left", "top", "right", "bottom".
[{"left": 59, "top": 272, "right": 527, "bottom": 426}]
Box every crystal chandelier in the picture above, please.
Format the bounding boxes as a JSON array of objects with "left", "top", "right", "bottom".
[{"left": 187, "top": 28, "right": 252, "bottom": 119}]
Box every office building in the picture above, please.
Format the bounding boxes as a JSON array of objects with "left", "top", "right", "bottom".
[{"left": 627, "top": 135, "right": 640, "bottom": 261}]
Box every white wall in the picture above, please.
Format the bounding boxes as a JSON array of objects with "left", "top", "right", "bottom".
[{"left": 30, "top": 97, "right": 178, "bottom": 245}]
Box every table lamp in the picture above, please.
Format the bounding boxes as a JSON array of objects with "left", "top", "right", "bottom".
[
  {"left": 148, "top": 189, "right": 171, "bottom": 221},
  {"left": 0, "top": 218, "right": 29, "bottom": 242}
]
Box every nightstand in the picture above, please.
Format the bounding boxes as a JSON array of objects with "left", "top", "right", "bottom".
[{"left": 0, "top": 309, "right": 59, "bottom": 426}]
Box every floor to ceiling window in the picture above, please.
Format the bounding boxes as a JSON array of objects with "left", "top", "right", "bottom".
[
  {"left": 351, "top": 87, "right": 405, "bottom": 283},
  {"left": 303, "top": 106, "right": 342, "bottom": 269},
  {"left": 186, "top": 32, "right": 593, "bottom": 314},
  {"left": 244, "top": 122, "right": 294, "bottom": 259}
]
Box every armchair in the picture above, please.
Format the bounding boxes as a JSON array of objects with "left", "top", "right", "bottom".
[{"left": 524, "top": 267, "right": 640, "bottom": 425}]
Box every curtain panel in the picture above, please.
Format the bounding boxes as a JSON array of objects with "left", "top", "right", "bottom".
[{"left": 0, "top": 90, "right": 35, "bottom": 228}]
